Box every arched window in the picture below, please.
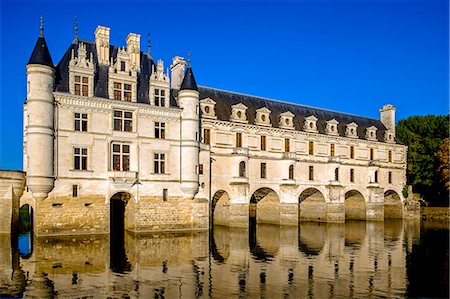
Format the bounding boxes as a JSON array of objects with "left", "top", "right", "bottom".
[
  {"left": 335, "top": 168, "right": 339, "bottom": 181},
  {"left": 374, "top": 170, "right": 378, "bottom": 183},
  {"left": 239, "top": 161, "right": 246, "bottom": 177},
  {"left": 289, "top": 165, "right": 294, "bottom": 179}
]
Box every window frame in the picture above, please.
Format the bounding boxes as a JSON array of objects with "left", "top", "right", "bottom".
[
  {"left": 113, "top": 110, "right": 133, "bottom": 132},
  {"left": 309, "top": 141, "right": 314, "bottom": 155},
  {"left": 285, "top": 138, "right": 290, "bottom": 152},
  {"left": 154, "top": 153, "right": 166, "bottom": 174},
  {"left": 73, "top": 147, "right": 88, "bottom": 170},
  {"left": 350, "top": 168, "right": 355, "bottom": 183},
  {"left": 289, "top": 164, "right": 294, "bottom": 180},
  {"left": 204, "top": 128, "right": 211, "bottom": 145},
  {"left": 74, "top": 112, "right": 88, "bottom": 132},
  {"left": 155, "top": 122, "right": 166, "bottom": 139},
  {"left": 239, "top": 161, "right": 246, "bottom": 177},
  {"left": 261, "top": 135, "right": 266, "bottom": 151},
  {"left": 154, "top": 88, "right": 166, "bottom": 107},
  {"left": 309, "top": 166, "right": 314, "bottom": 181},
  {"left": 236, "top": 132, "right": 242, "bottom": 147},
  {"left": 74, "top": 75, "right": 89, "bottom": 97},
  {"left": 330, "top": 144, "right": 335, "bottom": 157},
  {"left": 260, "top": 162, "right": 267, "bottom": 179},
  {"left": 111, "top": 143, "right": 130, "bottom": 171}
]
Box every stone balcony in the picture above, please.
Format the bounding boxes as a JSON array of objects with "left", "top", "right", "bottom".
[
  {"left": 232, "top": 147, "right": 249, "bottom": 156},
  {"left": 229, "top": 176, "right": 249, "bottom": 185},
  {"left": 108, "top": 171, "right": 137, "bottom": 183},
  {"left": 283, "top": 152, "right": 296, "bottom": 160}
]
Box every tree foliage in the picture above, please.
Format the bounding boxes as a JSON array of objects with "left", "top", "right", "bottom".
[{"left": 396, "top": 115, "right": 449, "bottom": 206}]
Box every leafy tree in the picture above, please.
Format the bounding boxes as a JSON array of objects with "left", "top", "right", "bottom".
[
  {"left": 396, "top": 115, "right": 449, "bottom": 206},
  {"left": 437, "top": 138, "right": 449, "bottom": 190}
]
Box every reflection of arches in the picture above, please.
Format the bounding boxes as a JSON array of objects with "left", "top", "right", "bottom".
[
  {"left": 298, "top": 222, "right": 326, "bottom": 256},
  {"left": 110, "top": 192, "right": 131, "bottom": 273},
  {"left": 250, "top": 224, "right": 277, "bottom": 262},
  {"left": 211, "top": 226, "right": 230, "bottom": 263},
  {"left": 384, "top": 219, "right": 403, "bottom": 248},
  {"left": 18, "top": 204, "right": 33, "bottom": 258},
  {"left": 212, "top": 190, "right": 230, "bottom": 226},
  {"left": 250, "top": 188, "right": 280, "bottom": 224},
  {"left": 344, "top": 220, "right": 367, "bottom": 249},
  {"left": 345, "top": 190, "right": 366, "bottom": 220},
  {"left": 299, "top": 188, "right": 327, "bottom": 222},
  {"left": 384, "top": 190, "right": 403, "bottom": 219}
]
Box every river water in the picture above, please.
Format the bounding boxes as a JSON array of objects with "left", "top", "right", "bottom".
[{"left": 0, "top": 220, "right": 448, "bottom": 298}]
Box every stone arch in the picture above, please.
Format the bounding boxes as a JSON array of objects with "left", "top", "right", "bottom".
[
  {"left": 18, "top": 204, "right": 33, "bottom": 258},
  {"left": 298, "top": 188, "right": 327, "bottom": 222},
  {"left": 345, "top": 190, "right": 366, "bottom": 220},
  {"left": 384, "top": 190, "right": 403, "bottom": 219},
  {"left": 110, "top": 192, "right": 132, "bottom": 273},
  {"left": 250, "top": 187, "right": 280, "bottom": 224},
  {"left": 212, "top": 190, "right": 230, "bottom": 226}
]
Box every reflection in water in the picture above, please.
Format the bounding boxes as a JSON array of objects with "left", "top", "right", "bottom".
[{"left": 0, "top": 220, "right": 448, "bottom": 298}]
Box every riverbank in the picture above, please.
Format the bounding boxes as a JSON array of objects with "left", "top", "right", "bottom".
[{"left": 421, "top": 207, "right": 450, "bottom": 221}]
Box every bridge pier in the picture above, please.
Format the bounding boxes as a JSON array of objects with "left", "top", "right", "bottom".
[{"left": 0, "top": 171, "right": 26, "bottom": 235}]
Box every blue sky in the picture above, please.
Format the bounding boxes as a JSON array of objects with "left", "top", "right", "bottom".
[{"left": 0, "top": 0, "right": 448, "bottom": 170}]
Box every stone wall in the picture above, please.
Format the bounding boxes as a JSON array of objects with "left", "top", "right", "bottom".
[{"left": 0, "top": 171, "right": 25, "bottom": 234}]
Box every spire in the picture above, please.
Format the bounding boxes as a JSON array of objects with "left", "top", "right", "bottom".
[
  {"left": 27, "top": 16, "right": 53, "bottom": 67},
  {"left": 147, "top": 32, "right": 151, "bottom": 57},
  {"left": 180, "top": 50, "right": 198, "bottom": 91},
  {"left": 39, "top": 16, "right": 44, "bottom": 37},
  {"left": 73, "top": 16, "right": 78, "bottom": 43}
]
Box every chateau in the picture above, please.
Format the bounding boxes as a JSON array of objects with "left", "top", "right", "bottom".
[{"left": 1, "top": 23, "right": 419, "bottom": 237}]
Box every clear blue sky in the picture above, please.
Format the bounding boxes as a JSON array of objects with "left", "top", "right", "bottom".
[{"left": 0, "top": 0, "right": 448, "bottom": 170}]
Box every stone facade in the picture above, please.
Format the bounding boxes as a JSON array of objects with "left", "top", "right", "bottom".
[{"left": 1, "top": 23, "right": 420, "bottom": 236}]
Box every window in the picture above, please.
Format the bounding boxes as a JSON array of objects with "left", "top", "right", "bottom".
[
  {"left": 155, "top": 122, "right": 166, "bottom": 139},
  {"left": 154, "top": 153, "right": 165, "bottom": 174},
  {"left": 374, "top": 170, "right": 378, "bottom": 183},
  {"left": 239, "top": 161, "right": 246, "bottom": 177},
  {"left": 113, "top": 110, "right": 133, "bottom": 132},
  {"left": 350, "top": 169, "right": 354, "bottom": 182},
  {"left": 388, "top": 171, "right": 392, "bottom": 184},
  {"left": 309, "top": 166, "right": 314, "bottom": 181},
  {"left": 350, "top": 146, "right": 355, "bottom": 159},
  {"left": 335, "top": 168, "right": 339, "bottom": 181},
  {"left": 198, "top": 164, "right": 204, "bottom": 175},
  {"left": 113, "top": 82, "right": 132, "bottom": 101},
  {"left": 285, "top": 138, "right": 290, "bottom": 152},
  {"left": 330, "top": 144, "right": 335, "bottom": 157},
  {"left": 74, "top": 147, "right": 87, "bottom": 170},
  {"left": 74, "top": 113, "right": 87, "bottom": 132},
  {"left": 112, "top": 143, "right": 130, "bottom": 171},
  {"left": 74, "top": 75, "right": 88, "bottom": 96},
  {"left": 261, "top": 135, "right": 266, "bottom": 151},
  {"left": 204, "top": 129, "right": 211, "bottom": 145},
  {"left": 163, "top": 189, "right": 168, "bottom": 202},
  {"left": 120, "top": 61, "right": 126, "bottom": 72},
  {"left": 260, "top": 163, "right": 267, "bottom": 179},
  {"left": 309, "top": 141, "right": 314, "bottom": 155},
  {"left": 154, "top": 89, "right": 166, "bottom": 107},
  {"left": 388, "top": 150, "right": 392, "bottom": 163},
  {"left": 370, "top": 148, "right": 374, "bottom": 161},
  {"left": 72, "top": 185, "right": 78, "bottom": 198},
  {"left": 236, "top": 132, "right": 242, "bottom": 147},
  {"left": 289, "top": 165, "right": 294, "bottom": 179}
]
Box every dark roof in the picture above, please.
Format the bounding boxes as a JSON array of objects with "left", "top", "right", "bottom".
[
  {"left": 198, "top": 86, "right": 391, "bottom": 142},
  {"left": 27, "top": 36, "right": 54, "bottom": 67},
  {"left": 54, "top": 39, "right": 155, "bottom": 104},
  {"left": 180, "top": 67, "right": 198, "bottom": 91}
]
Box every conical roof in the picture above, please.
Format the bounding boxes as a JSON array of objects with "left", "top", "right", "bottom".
[
  {"left": 180, "top": 66, "right": 198, "bottom": 91},
  {"left": 27, "top": 36, "right": 54, "bottom": 67}
]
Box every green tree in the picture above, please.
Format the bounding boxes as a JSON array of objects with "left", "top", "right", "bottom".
[
  {"left": 396, "top": 115, "right": 449, "bottom": 206},
  {"left": 437, "top": 138, "right": 449, "bottom": 190}
]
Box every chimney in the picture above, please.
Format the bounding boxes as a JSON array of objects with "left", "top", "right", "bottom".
[
  {"left": 94, "top": 25, "right": 110, "bottom": 65},
  {"left": 170, "top": 56, "right": 186, "bottom": 89},
  {"left": 126, "top": 33, "right": 141, "bottom": 71},
  {"left": 380, "top": 104, "right": 396, "bottom": 135}
]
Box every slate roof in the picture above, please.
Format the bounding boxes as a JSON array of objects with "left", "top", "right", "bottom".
[
  {"left": 197, "top": 86, "right": 391, "bottom": 142},
  {"left": 52, "top": 40, "right": 394, "bottom": 143},
  {"left": 27, "top": 36, "right": 54, "bottom": 67}
]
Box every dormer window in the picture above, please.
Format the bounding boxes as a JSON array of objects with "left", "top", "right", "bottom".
[
  {"left": 279, "top": 111, "right": 295, "bottom": 129},
  {"left": 326, "top": 119, "right": 339, "bottom": 136},
  {"left": 149, "top": 60, "right": 170, "bottom": 107},
  {"left": 113, "top": 82, "right": 132, "bottom": 101},
  {"left": 230, "top": 103, "right": 248, "bottom": 123},
  {"left": 384, "top": 129, "right": 395, "bottom": 143},
  {"left": 303, "top": 115, "right": 318, "bottom": 133},
  {"left": 255, "top": 107, "right": 271, "bottom": 126},
  {"left": 108, "top": 47, "right": 137, "bottom": 102},
  {"left": 69, "top": 42, "right": 95, "bottom": 97},
  {"left": 74, "top": 76, "right": 89, "bottom": 96},
  {"left": 120, "top": 61, "right": 126, "bottom": 72},
  {"left": 154, "top": 89, "right": 166, "bottom": 106},
  {"left": 366, "top": 126, "right": 378, "bottom": 141},
  {"left": 200, "top": 97, "right": 217, "bottom": 119},
  {"left": 346, "top": 122, "right": 358, "bottom": 138}
]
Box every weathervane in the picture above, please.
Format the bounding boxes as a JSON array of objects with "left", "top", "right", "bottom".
[
  {"left": 147, "top": 32, "right": 151, "bottom": 57},
  {"left": 73, "top": 16, "right": 78, "bottom": 43},
  {"left": 188, "top": 49, "right": 191, "bottom": 67},
  {"left": 39, "top": 16, "right": 44, "bottom": 37}
]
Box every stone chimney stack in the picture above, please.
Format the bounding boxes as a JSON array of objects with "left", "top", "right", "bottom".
[
  {"left": 126, "top": 33, "right": 141, "bottom": 71},
  {"left": 170, "top": 56, "right": 186, "bottom": 89},
  {"left": 380, "top": 104, "right": 397, "bottom": 135},
  {"left": 95, "top": 25, "right": 110, "bottom": 65}
]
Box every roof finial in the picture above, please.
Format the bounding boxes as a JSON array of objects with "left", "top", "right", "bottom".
[
  {"left": 73, "top": 16, "right": 78, "bottom": 43},
  {"left": 39, "top": 16, "right": 44, "bottom": 37},
  {"left": 187, "top": 49, "right": 191, "bottom": 67},
  {"left": 147, "top": 32, "right": 151, "bottom": 57}
]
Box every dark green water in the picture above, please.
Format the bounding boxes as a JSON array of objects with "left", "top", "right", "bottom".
[{"left": 0, "top": 220, "right": 448, "bottom": 298}]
